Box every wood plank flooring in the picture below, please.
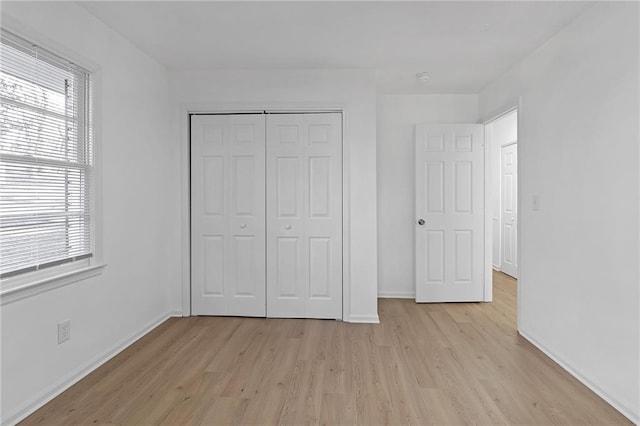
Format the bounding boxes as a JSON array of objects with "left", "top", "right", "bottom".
[{"left": 22, "top": 272, "right": 631, "bottom": 425}]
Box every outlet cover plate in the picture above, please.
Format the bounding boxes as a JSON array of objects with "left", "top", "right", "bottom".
[{"left": 58, "top": 320, "right": 70, "bottom": 344}]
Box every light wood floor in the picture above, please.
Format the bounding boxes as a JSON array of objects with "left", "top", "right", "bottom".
[{"left": 22, "top": 272, "right": 630, "bottom": 425}]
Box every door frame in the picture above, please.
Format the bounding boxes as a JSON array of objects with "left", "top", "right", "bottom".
[
  {"left": 179, "top": 102, "right": 350, "bottom": 320},
  {"left": 483, "top": 102, "right": 521, "bottom": 327}
]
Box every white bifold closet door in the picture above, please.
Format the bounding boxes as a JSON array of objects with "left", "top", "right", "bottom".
[
  {"left": 191, "top": 112, "right": 342, "bottom": 319},
  {"left": 266, "top": 113, "right": 342, "bottom": 319},
  {"left": 191, "top": 114, "right": 266, "bottom": 316}
]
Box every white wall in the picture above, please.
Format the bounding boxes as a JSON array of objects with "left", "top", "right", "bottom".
[
  {"left": 480, "top": 3, "right": 639, "bottom": 422},
  {"left": 485, "top": 110, "right": 518, "bottom": 270},
  {"left": 0, "top": 3, "right": 181, "bottom": 424},
  {"left": 377, "top": 95, "right": 478, "bottom": 297},
  {"left": 170, "top": 69, "right": 379, "bottom": 323}
]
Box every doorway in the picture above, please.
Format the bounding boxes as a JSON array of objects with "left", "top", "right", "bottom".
[{"left": 485, "top": 108, "right": 518, "bottom": 280}]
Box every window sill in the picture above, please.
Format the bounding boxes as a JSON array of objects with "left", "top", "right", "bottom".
[{"left": 0, "top": 263, "right": 106, "bottom": 306}]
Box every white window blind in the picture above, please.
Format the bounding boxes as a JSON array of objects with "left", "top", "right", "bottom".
[{"left": 0, "top": 29, "right": 93, "bottom": 279}]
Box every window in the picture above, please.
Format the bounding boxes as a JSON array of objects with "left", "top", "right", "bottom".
[{"left": 0, "top": 29, "right": 94, "bottom": 283}]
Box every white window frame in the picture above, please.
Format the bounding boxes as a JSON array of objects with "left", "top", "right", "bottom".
[{"left": 0, "top": 29, "right": 104, "bottom": 305}]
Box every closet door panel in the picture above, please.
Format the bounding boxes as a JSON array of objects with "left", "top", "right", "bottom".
[
  {"left": 191, "top": 114, "right": 266, "bottom": 316},
  {"left": 267, "top": 113, "right": 342, "bottom": 319},
  {"left": 267, "top": 114, "right": 305, "bottom": 316},
  {"left": 304, "top": 113, "right": 342, "bottom": 319}
]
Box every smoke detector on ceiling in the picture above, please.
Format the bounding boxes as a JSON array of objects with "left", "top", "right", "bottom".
[{"left": 416, "top": 72, "right": 431, "bottom": 82}]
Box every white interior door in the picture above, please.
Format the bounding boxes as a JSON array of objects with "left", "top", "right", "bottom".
[
  {"left": 500, "top": 143, "right": 518, "bottom": 278},
  {"left": 415, "top": 124, "right": 485, "bottom": 302},
  {"left": 191, "top": 114, "right": 266, "bottom": 316},
  {"left": 266, "top": 113, "right": 342, "bottom": 319}
]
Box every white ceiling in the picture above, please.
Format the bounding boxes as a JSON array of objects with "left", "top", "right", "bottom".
[{"left": 79, "top": 1, "right": 592, "bottom": 94}]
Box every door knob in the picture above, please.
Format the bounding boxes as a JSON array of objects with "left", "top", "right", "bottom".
[
  {"left": 418, "top": 219, "right": 425, "bottom": 226},
  {"left": 285, "top": 225, "right": 292, "bottom": 230},
  {"left": 240, "top": 223, "right": 247, "bottom": 229}
]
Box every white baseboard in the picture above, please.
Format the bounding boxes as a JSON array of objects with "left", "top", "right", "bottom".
[
  {"left": 2, "top": 310, "right": 180, "bottom": 426},
  {"left": 519, "top": 329, "right": 639, "bottom": 425},
  {"left": 346, "top": 314, "right": 380, "bottom": 324},
  {"left": 378, "top": 291, "right": 415, "bottom": 299}
]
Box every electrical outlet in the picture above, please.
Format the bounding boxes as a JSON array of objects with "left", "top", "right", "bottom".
[
  {"left": 532, "top": 195, "right": 541, "bottom": 211},
  {"left": 58, "top": 320, "right": 71, "bottom": 344}
]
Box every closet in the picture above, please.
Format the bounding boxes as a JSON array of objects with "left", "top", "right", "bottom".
[{"left": 190, "top": 112, "right": 343, "bottom": 319}]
